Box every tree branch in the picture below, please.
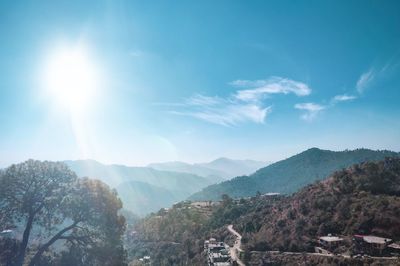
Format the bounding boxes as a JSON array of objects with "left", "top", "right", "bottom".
[{"left": 27, "top": 220, "right": 81, "bottom": 266}]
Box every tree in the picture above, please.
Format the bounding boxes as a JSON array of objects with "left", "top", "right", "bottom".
[
  {"left": 0, "top": 160, "right": 126, "bottom": 266},
  {"left": 221, "top": 194, "right": 233, "bottom": 207}
]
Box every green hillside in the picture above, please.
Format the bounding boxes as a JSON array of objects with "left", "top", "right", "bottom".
[
  {"left": 237, "top": 157, "right": 400, "bottom": 253},
  {"left": 189, "top": 148, "right": 400, "bottom": 200}
]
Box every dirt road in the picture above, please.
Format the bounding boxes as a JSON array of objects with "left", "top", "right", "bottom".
[{"left": 227, "top": 224, "right": 245, "bottom": 266}]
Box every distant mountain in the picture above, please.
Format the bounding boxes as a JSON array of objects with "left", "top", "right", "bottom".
[
  {"left": 149, "top": 157, "right": 268, "bottom": 180},
  {"left": 115, "top": 181, "right": 184, "bottom": 216},
  {"left": 148, "top": 161, "right": 226, "bottom": 182},
  {"left": 198, "top": 157, "right": 269, "bottom": 179},
  {"left": 189, "top": 148, "right": 400, "bottom": 201},
  {"left": 64, "top": 160, "right": 216, "bottom": 215}
]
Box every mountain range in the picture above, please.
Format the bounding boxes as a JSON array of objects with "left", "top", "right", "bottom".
[
  {"left": 65, "top": 148, "right": 400, "bottom": 215},
  {"left": 148, "top": 157, "right": 268, "bottom": 180},
  {"left": 64, "top": 159, "right": 216, "bottom": 216},
  {"left": 65, "top": 158, "right": 265, "bottom": 216},
  {"left": 189, "top": 148, "right": 400, "bottom": 201}
]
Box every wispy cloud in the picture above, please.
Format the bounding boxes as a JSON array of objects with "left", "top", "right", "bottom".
[
  {"left": 167, "top": 76, "right": 310, "bottom": 126},
  {"left": 294, "top": 103, "right": 325, "bottom": 122},
  {"left": 356, "top": 62, "right": 394, "bottom": 94},
  {"left": 332, "top": 94, "right": 357, "bottom": 103},
  {"left": 231, "top": 76, "right": 311, "bottom": 102},
  {"left": 320, "top": 64, "right": 392, "bottom": 116},
  {"left": 185, "top": 94, "right": 221, "bottom": 106},
  {"left": 170, "top": 94, "right": 271, "bottom": 126},
  {"left": 356, "top": 69, "right": 375, "bottom": 94},
  {"left": 294, "top": 94, "right": 355, "bottom": 122}
]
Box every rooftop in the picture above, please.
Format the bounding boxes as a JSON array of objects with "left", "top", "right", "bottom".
[
  {"left": 262, "top": 192, "right": 281, "bottom": 196},
  {"left": 210, "top": 253, "right": 230, "bottom": 258},
  {"left": 355, "top": 235, "right": 392, "bottom": 244},
  {"left": 388, "top": 243, "right": 400, "bottom": 250},
  {"left": 319, "top": 236, "right": 343, "bottom": 242}
]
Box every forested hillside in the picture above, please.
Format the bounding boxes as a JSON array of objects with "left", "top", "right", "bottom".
[
  {"left": 190, "top": 148, "right": 400, "bottom": 200},
  {"left": 238, "top": 157, "right": 400, "bottom": 253},
  {"left": 128, "top": 157, "right": 400, "bottom": 265}
]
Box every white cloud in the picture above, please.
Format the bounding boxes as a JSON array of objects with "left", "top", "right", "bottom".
[
  {"left": 332, "top": 94, "right": 357, "bottom": 102},
  {"left": 231, "top": 77, "right": 311, "bottom": 102},
  {"left": 168, "top": 76, "right": 312, "bottom": 126},
  {"left": 171, "top": 94, "right": 271, "bottom": 126},
  {"left": 294, "top": 103, "right": 325, "bottom": 121},
  {"left": 356, "top": 69, "right": 375, "bottom": 94}
]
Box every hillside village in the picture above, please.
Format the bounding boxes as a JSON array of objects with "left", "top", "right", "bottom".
[
  {"left": 128, "top": 204, "right": 400, "bottom": 265},
  {"left": 126, "top": 158, "right": 400, "bottom": 265}
]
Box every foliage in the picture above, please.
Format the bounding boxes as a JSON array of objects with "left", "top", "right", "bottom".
[
  {"left": 0, "top": 160, "right": 126, "bottom": 266},
  {"left": 127, "top": 202, "right": 210, "bottom": 265},
  {"left": 240, "top": 157, "right": 400, "bottom": 252},
  {"left": 127, "top": 194, "right": 281, "bottom": 265}
]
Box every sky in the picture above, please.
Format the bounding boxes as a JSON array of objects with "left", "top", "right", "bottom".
[{"left": 0, "top": 0, "right": 400, "bottom": 167}]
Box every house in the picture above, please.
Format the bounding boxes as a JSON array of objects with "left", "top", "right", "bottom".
[
  {"left": 353, "top": 235, "right": 392, "bottom": 255},
  {"left": 387, "top": 243, "right": 400, "bottom": 256},
  {"left": 204, "top": 238, "right": 232, "bottom": 266},
  {"left": 318, "top": 234, "right": 344, "bottom": 251},
  {"left": 208, "top": 251, "right": 231, "bottom": 265},
  {"left": 262, "top": 192, "right": 281, "bottom": 197},
  {"left": 191, "top": 201, "right": 212, "bottom": 208},
  {"left": 207, "top": 242, "right": 226, "bottom": 253}
]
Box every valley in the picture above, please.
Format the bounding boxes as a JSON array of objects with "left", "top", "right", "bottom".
[{"left": 64, "top": 158, "right": 266, "bottom": 216}]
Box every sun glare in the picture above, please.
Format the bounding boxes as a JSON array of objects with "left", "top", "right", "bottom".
[{"left": 43, "top": 45, "right": 97, "bottom": 111}]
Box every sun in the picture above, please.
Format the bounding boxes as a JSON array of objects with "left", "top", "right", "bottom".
[{"left": 43, "top": 44, "right": 97, "bottom": 112}]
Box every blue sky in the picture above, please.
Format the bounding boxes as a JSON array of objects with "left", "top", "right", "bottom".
[{"left": 1, "top": 0, "right": 400, "bottom": 167}]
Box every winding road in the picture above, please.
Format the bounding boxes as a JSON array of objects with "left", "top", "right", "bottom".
[{"left": 227, "top": 225, "right": 245, "bottom": 266}]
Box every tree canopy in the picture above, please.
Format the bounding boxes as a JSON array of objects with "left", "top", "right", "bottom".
[{"left": 0, "top": 160, "right": 126, "bottom": 266}]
